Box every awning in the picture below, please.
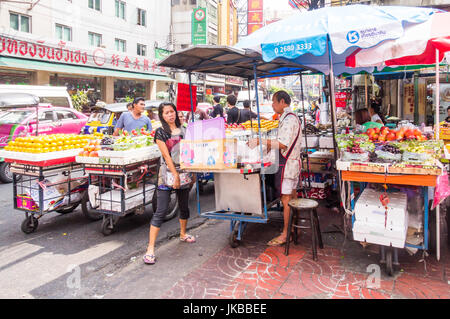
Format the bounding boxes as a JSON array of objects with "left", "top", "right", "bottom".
[
  {"left": 0, "top": 56, "right": 176, "bottom": 82},
  {"left": 158, "top": 45, "right": 316, "bottom": 79}
]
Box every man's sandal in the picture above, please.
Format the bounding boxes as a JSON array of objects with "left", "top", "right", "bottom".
[
  {"left": 143, "top": 254, "right": 156, "bottom": 265},
  {"left": 180, "top": 234, "right": 196, "bottom": 243},
  {"left": 267, "top": 236, "right": 292, "bottom": 246}
]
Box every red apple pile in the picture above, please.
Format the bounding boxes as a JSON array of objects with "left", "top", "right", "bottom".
[{"left": 365, "top": 126, "right": 427, "bottom": 142}]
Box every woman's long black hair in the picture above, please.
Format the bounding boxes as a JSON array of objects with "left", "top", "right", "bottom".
[{"left": 158, "top": 102, "right": 181, "bottom": 134}]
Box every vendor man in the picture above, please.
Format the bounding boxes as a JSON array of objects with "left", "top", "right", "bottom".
[
  {"left": 248, "top": 90, "right": 302, "bottom": 246},
  {"left": 113, "top": 97, "right": 152, "bottom": 136}
]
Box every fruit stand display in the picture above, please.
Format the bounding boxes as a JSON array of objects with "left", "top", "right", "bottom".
[
  {"left": 76, "top": 130, "right": 175, "bottom": 236},
  {"left": 0, "top": 133, "right": 104, "bottom": 234},
  {"left": 178, "top": 115, "right": 283, "bottom": 247},
  {"left": 336, "top": 127, "right": 444, "bottom": 276},
  {"left": 438, "top": 122, "right": 450, "bottom": 161}
]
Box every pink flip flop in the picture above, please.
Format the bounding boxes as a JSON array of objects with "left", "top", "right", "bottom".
[
  {"left": 180, "top": 234, "right": 196, "bottom": 243},
  {"left": 143, "top": 254, "right": 156, "bottom": 265}
]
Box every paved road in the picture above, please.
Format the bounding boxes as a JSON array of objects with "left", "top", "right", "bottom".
[{"left": 0, "top": 181, "right": 218, "bottom": 298}]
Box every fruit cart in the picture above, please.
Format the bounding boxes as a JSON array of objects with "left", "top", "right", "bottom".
[
  {"left": 158, "top": 46, "right": 314, "bottom": 247},
  {"left": 80, "top": 159, "right": 158, "bottom": 236},
  {"left": 336, "top": 133, "right": 444, "bottom": 276},
  {"left": 9, "top": 160, "right": 87, "bottom": 234},
  {"left": 76, "top": 135, "right": 178, "bottom": 235}
]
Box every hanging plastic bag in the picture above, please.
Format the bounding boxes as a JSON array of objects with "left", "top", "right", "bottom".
[{"left": 432, "top": 171, "right": 450, "bottom": 210}]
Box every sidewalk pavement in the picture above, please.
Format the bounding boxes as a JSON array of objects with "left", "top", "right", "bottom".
[{"left": 161, "top": 206, "right": 450, "bottom": 299}]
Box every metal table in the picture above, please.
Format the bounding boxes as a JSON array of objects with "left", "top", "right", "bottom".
[{"left": 341, "top": 170, "right": 438, "bottom": 276}]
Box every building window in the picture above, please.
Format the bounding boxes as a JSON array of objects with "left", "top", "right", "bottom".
[
  {"left": 115, "top": 0, "right": 126, "bottom": 20},
  {"left": 88, "top": 32, "right": 102, "bottom": 47},
  {"left": 10, "top": 12, "right": 30, "bottom": 33},
  {"left": 190, "top": 0, "right": 197, "bottom": 5},
  {"left": 115, "top": 39, "right": 126, "bottom": 52},
  {"left": 137, "top": 44, "right": 147, "bottom": 56},
  {"left": 171, "top": 0, "right": 180, "bottom": 5},
  {"left": 88, "top": 0, "right": 101, "bottom": 11},
  {"left": 137, "top": 8, "right": 147, "bottom": 26},
  {"left": 55, "top": 24, "right": 72, "bottom": 42}
]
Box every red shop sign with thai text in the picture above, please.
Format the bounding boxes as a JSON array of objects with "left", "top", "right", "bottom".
[
  {"left": 335, "top": 92, "right": 349, "bottom": 108},
  {"left": 0, "top": 34, "right": 168, "bottom": 75}
]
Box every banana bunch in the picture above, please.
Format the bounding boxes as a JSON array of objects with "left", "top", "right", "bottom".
[{"left": 241, "top": 119, "right": 279, "bottom": 132}]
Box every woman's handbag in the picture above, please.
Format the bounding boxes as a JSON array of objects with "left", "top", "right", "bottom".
[{"left": 164, "top": 170, "right": 193, "bottom": 188}]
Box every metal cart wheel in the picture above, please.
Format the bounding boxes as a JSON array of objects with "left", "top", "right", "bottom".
[
  {"left": 56, "top": 202, "right": 80, "bottom": 214},
  {"left": 101, "top": 216, "right": 115, "bottom": 236},
  {"left": 385, "top": 248, "right": 394, "bottom": 277},
  {"left": 230, "top": 229, "right": 240, "bottom": 248},
  {"left": 81, "top": 192, "right": 103, "bottom": 221},
  {"left": 21, "top": 215, "right": 38, "bottom": 234}
]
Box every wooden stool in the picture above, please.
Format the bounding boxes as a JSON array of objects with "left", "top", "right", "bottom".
[{"left": 285, "top": 198, "right": 323, "bottom": 260}]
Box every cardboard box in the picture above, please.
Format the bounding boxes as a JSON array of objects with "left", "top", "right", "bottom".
[{"left": 180, "top": 138, "right": 237, "bottom": 170}]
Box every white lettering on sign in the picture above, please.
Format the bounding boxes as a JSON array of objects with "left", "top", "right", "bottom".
[
  {"left": 274, "top": 43, "right": 312, "bottom": 55},
  {"left": 0, "top": 33, "right": 168, "bottom": 75}
]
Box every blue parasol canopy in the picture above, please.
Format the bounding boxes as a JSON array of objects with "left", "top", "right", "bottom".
[{"left": 235, "top": 5, "right": 440, "bottom": 75}]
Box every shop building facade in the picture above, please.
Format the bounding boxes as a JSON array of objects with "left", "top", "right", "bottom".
[{"left": 0, "top": 0, "right": 174, "bottom": 103}]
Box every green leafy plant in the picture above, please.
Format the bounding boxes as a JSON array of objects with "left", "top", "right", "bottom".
[
  {"left": 70, "top": 91, "right": 89, "bottom": 112},
  {"left": 205, "top": 94, "right": 227, "bottom": 107},
  {"left": 205, "top": 94, "right": 214, "bottom": 105},
  {"left": 269, "top": 86, "right": 294, "bottom": 97}
]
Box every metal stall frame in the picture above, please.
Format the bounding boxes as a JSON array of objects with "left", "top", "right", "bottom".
[
  {"left": 159, "top": 45, "right": 318, "bottom": 246},
  {"left": 81, "top": 157, "right": 162, "bottom": 236},
  {"left": 342, "top": 170, "right": 437, "bottom": 276},
  {"left": 11, "top": 161, "right": 87, "bottom": 234}
]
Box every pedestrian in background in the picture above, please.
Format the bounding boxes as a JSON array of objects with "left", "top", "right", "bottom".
[
  {"left": 226, "top": 94, "right": 240, "bottom": 124},
  {"left": 210, "top": 95, "right": 224, "bottom": 118},
  {"left": 113, "top": 97, "right": 152, "bottom": 135}
]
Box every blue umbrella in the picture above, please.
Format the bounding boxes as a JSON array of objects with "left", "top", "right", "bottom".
[
  {"left": 235, "top": 4, "right": 440, "bottom": 162},
  {"left": 235, "top": 5, "right": 440, "bottom": 76}
]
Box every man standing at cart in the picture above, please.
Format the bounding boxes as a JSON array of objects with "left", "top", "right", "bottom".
[
  {"left": 248, "top": 90, "right": 302, "bottom": 246},
  {"left": 113, "top": 97, "right": 152, "bottom": 136}
]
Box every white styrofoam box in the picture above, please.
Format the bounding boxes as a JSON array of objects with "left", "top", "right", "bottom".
[
  {"left": 309, "top": 151, "right": 334, "bottom": 159},
  {"left": 99, "top": 185, "right": 155, "bottom": 212},
  {"left": 76, "top": 156, "right": 100, "bottom": 164},
  {"left": 355, "top": 189, "right": 407, "bottom": 227},
  {"left": 301, "top": 135, "right": 319, "bottom": 148},
  {"left": 0, "top": 149, "right": 82, "bottom": 162},
  {"left": 353, "top": 220, "right": 407, "bottom": 248},
  {"left": 302, "top": 180, "right": 330, "bottom": 189},
  {"left": 98, "top": 145, "right": 160, "bottom": 159},
  {"left": 319, "top": 136, "right": 334, "bottom": 149},
  {"left": 336, "top": 159, "right": 351, "bottom": 171}
]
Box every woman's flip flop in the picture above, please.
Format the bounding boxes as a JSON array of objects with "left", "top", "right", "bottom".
[
  {"left": 143, "top": 254, "right": 156, "bottom": 265},
  {"left": 180, "top": 234, "right": 196, "bottom": 243}
]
